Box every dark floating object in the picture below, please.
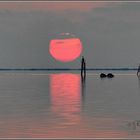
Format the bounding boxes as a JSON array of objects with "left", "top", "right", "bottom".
[
  {"left": 107, "top": 73, "right": 114, "bottom": 78},
  {"left": 100, "top": 73, "right": 106, "bottom": 78}
]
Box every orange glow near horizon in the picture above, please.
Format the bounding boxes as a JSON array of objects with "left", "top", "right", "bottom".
[
  {"left": 50, "top": 73, "right": 81, "bottom": 126},
  {"left": 49, "top": 38, "right": 82, "bottom": 62},
  {"left": 0, "top": 2, "right": 112, "bottom": 11}
]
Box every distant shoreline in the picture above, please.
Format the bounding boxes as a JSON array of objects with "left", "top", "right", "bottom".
[{"left": 0, "top": 68, "right": 137, "bottom": 71}]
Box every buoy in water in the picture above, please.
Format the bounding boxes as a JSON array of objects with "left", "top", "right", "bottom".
[
  {"left": 107, "top": 73, "right": 114, "bottom": 78},
  {"left": 100, "top": 73, "right": 106, "bottom": 78}
]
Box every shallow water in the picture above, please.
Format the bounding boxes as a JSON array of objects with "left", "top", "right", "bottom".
[{"left": 0, "top": 71, "right": 140, "bottom": 138}]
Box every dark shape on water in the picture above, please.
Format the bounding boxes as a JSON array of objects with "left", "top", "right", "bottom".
[
  {"left": 100, "top": 73, "right": 106, "bottom": 78},
  {"left": 81, "top": 73, "right": 86, "bottom": 104},
  {"left": 137, "top": 64, "right": 140, "bottom": 76},
  {"left": 80, "top": 56, "right": 86, "bottom": 106},
  {"left": 81, "top": 56, "right": 86, "bottom": 77},
  {"left": 107, "top": 73, "right": 114, "bottom": 78},
  {"left": 100, "top": 73, "right": 114, "bottom": 78}
]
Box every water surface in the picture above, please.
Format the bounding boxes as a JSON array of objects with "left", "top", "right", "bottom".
[{"left": 0, "top": 71, "right": 140, "bottom": 138}]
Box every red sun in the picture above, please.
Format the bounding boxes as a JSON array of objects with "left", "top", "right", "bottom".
[{"left": 49, "top": 38, "right": 82, "bottom": 62}]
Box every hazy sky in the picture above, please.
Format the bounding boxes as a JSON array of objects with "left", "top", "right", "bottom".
[{"left": 0, "top": 2, "right": 140, "bottom": 68}]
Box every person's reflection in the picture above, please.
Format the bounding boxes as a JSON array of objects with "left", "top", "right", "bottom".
[
  {"left": 50, "top": 73, "right": 81, "bottom": 126},
  {"left": 81, "top": 74, "right": 86, "bottom": 104}
]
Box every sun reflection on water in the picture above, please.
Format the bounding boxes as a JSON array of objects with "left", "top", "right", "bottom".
[{"left": 50, "top": 73, "right": 81, "bottom": 126}]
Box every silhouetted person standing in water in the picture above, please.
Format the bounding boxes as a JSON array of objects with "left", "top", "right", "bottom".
[
  {"left": 137, "top": 64, "right": 140, "bottom": 76},
  {"left": 81, "top": 56, "right": 86, "bottom": 77}
]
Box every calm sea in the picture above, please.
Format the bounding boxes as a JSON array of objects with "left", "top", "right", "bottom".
[{"left": 0, "top": 71, "right": 140, "bottom": 138}]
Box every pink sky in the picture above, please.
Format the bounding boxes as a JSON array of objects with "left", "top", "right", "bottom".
[{"left": 0, "top": 2, "right": 117, "bottom": 11}]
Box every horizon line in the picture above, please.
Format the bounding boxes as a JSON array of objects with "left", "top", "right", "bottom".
[{"left": 0, "top": 68, "right": 137, "bottom": 71}]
